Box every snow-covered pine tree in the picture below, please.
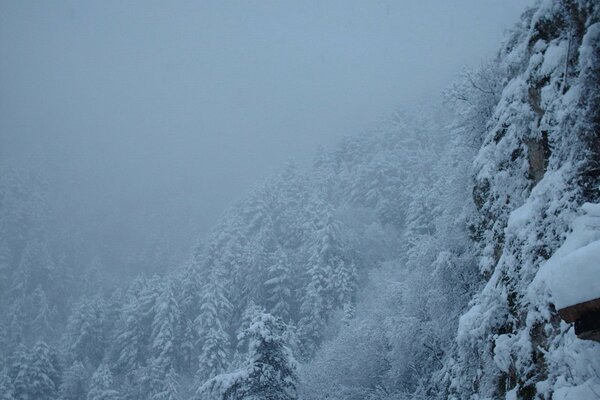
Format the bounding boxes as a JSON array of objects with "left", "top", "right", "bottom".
[
  {"left": 62, "top": 297, "right": 106, "bottom": 368},
  {"left": 297, "top": 237, "right": 332, "bottom": 356},
  {"left": 195, "top": 263, "right": 233, "bottom": 383},
  {"left": 199, "top": 311, "right": 298, "bottom": 400},
  {"left": 231, "top": 301, "right": 263, "bottom": 368},
  {"left": 0, "top": 367, "right": 15, "bottom": 400},
  {"left": 177, "top": 252, "right": 210, "bottom": 373},
  {"left": 151, "top": 367, "right": 180, "bottom": 400},
  {"left": 298, "top": 205, "right": 354, "bottom": 357},
  {"left": 60, "top": 361, "right": 89, "bottom": 400},
  {"left": 150, "top": 281, "right": 182, "bottom": 374},
  {"left": 12, "top": 341, "right": 61, "bottom": 400},
  {"left": 271, "top": 163, "right": 310, "bottom": 250},
  {"left": 0, "top": 236, "right": 9, "bottom": 306},
  {"left": 29, "top": 285, "right": 56, "bottom": 342},
  {"left": 264, "top": 248, "right": 292, "bottom": 322},
  {"left": 112, "top": 276, "right": 160, "bottom": 374},
  {"left": 8, "top": 344, "right": 28, "bottom": 398},
  {"left": 87, "top": 364, "right": 120, "bottom": 400}
]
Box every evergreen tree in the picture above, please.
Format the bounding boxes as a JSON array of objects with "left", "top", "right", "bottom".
[
  {"left": 0, "top": 236, "right": 9, "bottom": 302},
  {"left": 5, "top": 299, "right": 25, "bottom": 352},
  {"left": 195, "top": 264, "right": 233, "bottom": 382},
  {"left": 17, "top": 240, "right": 55, "bottom": 302},
  {"left": 62, "top": 297, "right": 106, "bottom": 368},
  {"left": 200, "top": 312, "right": 298, "bottom": 400},
  {"left": 264, "top": 248, "right": 292, "bottom": 322},
  {"left": 12, "top": 341, "right": 61, "bottom": 400},
  {"left": 150, "top": 281, "right": 182, "bottom": 373},
  {"left": 87, "top": 365, "right": 120, "bottom": 400},
  {"left": 112, "top": 276, "right": 160, "bottom": 373},
  {"left": 8, "top": 344, "right": 27, "bottom": 397},
  {"left": 30, "top": 285, "right": 57, "bottom": 341},
  {"left": 178, "top": 264, "right": 203, "bottom": 371},
  {"left": 60, "top": 361, "right": 89, "bottom": 400},
  {"left": 272, "top": 163, "right": 310, "bottom": 250},
  {"left": 0, "top": 367, "right": 15, "bottom": 400},
  {"left": 298, "top": 209, "right": 353, "bottom": 357},
  {"left": 151, "top": 367, "right": 180, "bottom": 400},
  {"left": 231, "top": 301, "right": 263, "bottom": 368}
]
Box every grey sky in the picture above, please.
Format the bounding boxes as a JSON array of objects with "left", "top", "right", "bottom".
[{"left": 0, "top": 1, "right": 530, "bottom": 259}]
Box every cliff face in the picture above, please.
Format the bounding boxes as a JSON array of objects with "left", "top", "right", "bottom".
[{"left": 440, "top": 1, "right": 600, "bottom": 399}]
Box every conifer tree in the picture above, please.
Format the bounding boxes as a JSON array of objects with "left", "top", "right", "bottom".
[
  {"left": 0, "top": 367, "right": 15, "bottom": 400},
  {"left": 264, "top": 248, "right": 292, "bottom": 322},
  {"left": 231, "top": 301, "right": 263, "bottom": 368},
  {"left": 30, "top": 285, "right": 57, "bottom": 341},
  {"left": 195, "top": 264, "right": 233, "bottom": 382},
  {"left": 60, "top": 361, "right": 89, "bottom": 400},
  {"left": 63, "top": 297, "right": 106, "bottom": 368},
  {"left": 0, "top": 236, "right": 9, "bottom": 301},
  {"left": 87, "top": 365, "right": 120, "bottom": 400},
  {"left": 178, "top": 263, "right": 203, "bottom": 371},
  {"left": 12, "top": 341, "right": 61, "bottom": 400},
  {"left": 112, "top": 277, "right": 160, "bottom": 373},
  {"left": 150, "top": 281, "right": 182, "bottom": 373},
  {"left": 199, "top": 312, "right": 298, "bottom": 400},
  {"left": 298, "top": 209, "right": 353, "bottom": 356},
  {"left": 151, "top": 367, "right": 180, "bottom": 400}
]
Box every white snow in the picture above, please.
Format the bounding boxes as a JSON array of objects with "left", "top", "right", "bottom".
[
  {"left": 536, "top": 203, "right": 600, "bottom": 309},
  {"left": 553, "top": 380, "right": 600, "bottom": 400},
  {"left": 493, "top": 334, "right": 514, "bottom": 373},
  {"left": 539, "top": 40, "right": 566, "bottom": 77}
]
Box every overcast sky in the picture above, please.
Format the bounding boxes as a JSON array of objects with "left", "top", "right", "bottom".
[{"left": 0, "top": 0, "right": 531, "bottom": 247}]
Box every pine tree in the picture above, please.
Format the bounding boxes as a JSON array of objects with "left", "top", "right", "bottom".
[
  {"left": 178, "top": 264, "right": 203, "bottom": 371},
  {"left": 333, "top": 256, "right": 357, "bottom": 309},
  {"left": 0, "top": 328, "right": 7, "bottom": 361},
  {"left": 0, "top": 236, "right": 9, "bottom": 301},
  {"left": 298, "top": 209, "right": 353, "bottom": 357},
  {"left": 150, "top": 281, "right": 182, "bottom": 373},
  {"left": 151, "top": 367, "right": 180, "bottom": 400},
  {"left": 18, "top": 240, "right": 55, "bottom": 301},
  {"left": 264, "top": 248, "right": 292, "bottom": 322},
  {"left": 4, "top": 299, "right": 25, "bottom": 352},
  {"left": 62, "top": 297, "right": 106, "bottom": 368},
  {"left": 13, "top": 341, "right": 61, "bottom": 400},
  {"left": 30, "top": 285, "right": 57, "bottom": 341},
  {"left": 0, "top": 367, "right": 15, "bottom": 400},
  {"left": 6, "top": 239, "right": 59, "bottom": 346},
  {"left": 199, "top": 311, "right": 298, "bottom": 400},
  {"left": 272, "top": 163, "right": 310, "bottom": 249},
  {"left": 81, "top": 259, "right": 104, "bottom": 298},
  {"left": 112, "top": 276, "right": 160, "bottom": 373},
  {"left": 231, "top": 301, "right": 263, "bottom": 368},
  {"left": 60, "top": 361, "right": 89, "bottom": 400},
  {"left": 195, "top": 264, "right": 233, "bottom": 382},
  {"left": 87, "top": 365, "right": 120, "bottom": 400},
  {"left": 8, "top": 344, "right": 28, "bottom": 399},
  {"left": 297, "top": 254, "right": 328, "bottom": 358}
]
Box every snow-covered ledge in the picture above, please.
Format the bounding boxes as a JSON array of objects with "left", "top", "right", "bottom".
[{"left": 537, "top": 202, "right": 600, "bottom": 342}]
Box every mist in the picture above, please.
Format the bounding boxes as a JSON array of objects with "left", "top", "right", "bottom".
[{"left": 1, "top": 1, "right": 528, "bottom": 271}]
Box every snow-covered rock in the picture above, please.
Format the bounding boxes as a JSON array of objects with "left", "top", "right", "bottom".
[{"left": 537, "top": 203, "right": 600, "bottom": 310}]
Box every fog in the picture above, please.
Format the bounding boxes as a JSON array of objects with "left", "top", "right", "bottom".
[{"left": 1, "top": 0, "right": 530, "bottom": 273}]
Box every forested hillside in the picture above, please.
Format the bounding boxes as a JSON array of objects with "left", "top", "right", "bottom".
[{"left": 0, "top": 1, "right": 599, "bottom": 399}]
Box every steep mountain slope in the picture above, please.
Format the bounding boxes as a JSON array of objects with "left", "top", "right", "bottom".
[
  {"left": 439, "top": 1, "right": 600, "bottom": 399},
  {"left": 302, "top": 1, "right": 600, "bottom": 399}
]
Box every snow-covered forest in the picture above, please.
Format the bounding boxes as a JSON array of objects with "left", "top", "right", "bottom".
[{"left": 1, "top": 1, "right": 599, "bottom": 399}]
